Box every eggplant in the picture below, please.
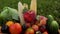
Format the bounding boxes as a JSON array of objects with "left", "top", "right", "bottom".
[{"left": 1, "top": 24, "right": 10, "bottom": 34}]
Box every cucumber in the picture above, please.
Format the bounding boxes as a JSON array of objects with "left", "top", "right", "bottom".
[{"left": 50, "top": 21, "right": 59, "bottom": 34}]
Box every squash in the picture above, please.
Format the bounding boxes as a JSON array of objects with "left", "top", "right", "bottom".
[{"left": 49, "top": 21, "right": 59, "bottom": 34}]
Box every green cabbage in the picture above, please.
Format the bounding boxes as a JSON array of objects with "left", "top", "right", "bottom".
[
  {"left": 0, "top": 7, "right": 19, "bottom": 25},
  {"left": 1, "top": 7, "right": 19, "bottom": 20}
]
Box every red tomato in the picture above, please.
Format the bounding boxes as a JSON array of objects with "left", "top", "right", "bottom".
[
  {"left": 32, "top": 25, "right": 39, "bottom": 31},
  {"left": 25, "top": 28, "right": 34, "bottom": 34},
  {"left": 9, "top": 23, "right": 22, "bottom": 34}
]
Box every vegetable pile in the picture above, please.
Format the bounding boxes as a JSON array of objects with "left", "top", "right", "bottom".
[
  {"left": 0, "top": 1, "right": 60, "bottom": 34},
  {"left": 0, "top": 7, "right": 59, "bottom": 34}
]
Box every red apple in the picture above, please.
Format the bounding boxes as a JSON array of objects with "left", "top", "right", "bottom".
[
  {"left": 32, "top": 25, "right": 39, "bottom": 31},
  {"left": 9, "top": 23, "right": 22, "bottom": 34}
]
